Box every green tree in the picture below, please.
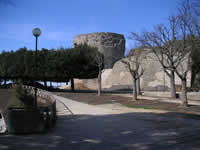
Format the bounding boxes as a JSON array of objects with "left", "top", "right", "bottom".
[{"left": 62, "top": 44, "right": 99, "bottom": 91}]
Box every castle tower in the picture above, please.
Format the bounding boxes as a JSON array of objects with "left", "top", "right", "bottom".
[{"left": 73, "top": 32, "right": 125, "bottom": 69}]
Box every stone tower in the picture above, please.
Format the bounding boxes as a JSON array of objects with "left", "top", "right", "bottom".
[{"left": 73, "top": 32, "right": 125, "bottom": 69}]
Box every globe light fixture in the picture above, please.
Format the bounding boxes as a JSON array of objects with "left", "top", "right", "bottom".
[
  {"left": 32, "top": 28, "right": 41, "bottom": 37},
  {"left": 32, "top": 27, "right": 41, "bottom": 109}
]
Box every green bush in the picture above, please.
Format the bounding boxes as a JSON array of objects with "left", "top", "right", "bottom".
[{"left": 10, "top": 83, "right": 35, "bottom": 109}]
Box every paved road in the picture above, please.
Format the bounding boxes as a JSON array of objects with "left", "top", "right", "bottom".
[{"left": 1, "top": 94, "right": 200, "bottom": 150}]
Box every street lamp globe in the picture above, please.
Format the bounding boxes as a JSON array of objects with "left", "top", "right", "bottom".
[
  {"left": 32, "top": 28, "right": 41, "bottom": 37},
  {"left": 32, "top": 27, "right": 41, "bottom": 109}
]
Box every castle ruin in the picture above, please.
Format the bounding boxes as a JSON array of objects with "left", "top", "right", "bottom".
[
  {"left": 72, "top": 32, "right": 191, "bottom": 91},
  {"left": 73, "top": 32, "right": 125, "bottom": 68}
]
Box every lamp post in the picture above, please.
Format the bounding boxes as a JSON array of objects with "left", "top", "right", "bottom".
[{"left": 32, "top": 28, "right": 41, "bottom": 109}]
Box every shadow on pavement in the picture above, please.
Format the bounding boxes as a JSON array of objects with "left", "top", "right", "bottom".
[{"left": 1, "top": 111, "right": 200, "bottom": 150}]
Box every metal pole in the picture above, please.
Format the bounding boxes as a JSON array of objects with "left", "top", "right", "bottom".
[{"left": 34, "top": 36, "right": 38, "bottom": 109}]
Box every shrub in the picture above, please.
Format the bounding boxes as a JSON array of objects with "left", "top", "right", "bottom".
[{"left": 10, "top": 83, "right": 35, "bottom": 109}]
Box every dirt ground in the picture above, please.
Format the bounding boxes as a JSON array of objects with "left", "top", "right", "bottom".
[
  {"left": 55, "top": 92, "right": 200, "bottom": 116},
  {"left": 1, "top": 88, "right": 200, "bottom": 116}
]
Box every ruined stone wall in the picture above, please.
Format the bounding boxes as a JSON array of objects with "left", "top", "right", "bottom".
[
  {"left": 72, "top": 35, "right": 191, "bottom": 91},
  {"left": 67, "top": 52, "right": 191, "bottom": 91},
  {"left": 73, "top": 32, "right": 125, "bottom": 69},
  {"left": 111, "top": 51, "right": 191, "bottom": 91}
]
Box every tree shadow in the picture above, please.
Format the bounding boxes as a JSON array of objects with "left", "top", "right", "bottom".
[{"left": 0, "top": 111, "right": 200, "bottom": 150}]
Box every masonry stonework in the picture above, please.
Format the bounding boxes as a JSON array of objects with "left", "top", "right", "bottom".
[{"left": 73, "top": 32, "right": 125, "bottom": 69}]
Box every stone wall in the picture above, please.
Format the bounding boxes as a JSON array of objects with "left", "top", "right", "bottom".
[
  {"left": 73, "top": 32, "right": 125, "bottom": 69},
  {"left": 111, "top": 51, "right": 191, "bottom": 91},
  {"left": 77, "top": 51, "right": 191, "bottom": 91}
]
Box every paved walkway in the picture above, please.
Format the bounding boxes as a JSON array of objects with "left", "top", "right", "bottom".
[
  {"left": 54, "top": 95, "right": 122, "bottom": 115},
  {"left": 1, "top": 94, "right": 200, "bottom": 150}
]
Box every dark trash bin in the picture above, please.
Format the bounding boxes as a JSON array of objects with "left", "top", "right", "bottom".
[{"left": 7, "top": 107, "right": 45, "bottom": 134}]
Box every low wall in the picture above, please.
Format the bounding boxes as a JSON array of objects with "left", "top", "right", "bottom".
[
  {"left": 25, "top": 86, "right": 57, "bottom": 128},
  {"left": 7, "top": 86, "right": 57, "bottom": 133},
  {"left": 37, "top": 89, "right": 57, "bottom": 127},
  {"left": 7, "top": 108, "right": 44, "bottom": 133}
]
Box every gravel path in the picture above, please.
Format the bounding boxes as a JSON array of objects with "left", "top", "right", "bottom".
[
  {"left": 0, "top": 94, "right": 200, "bottom": 150},
  {"left": 55, "top": 95, "right": 118, "bottom": 115}
]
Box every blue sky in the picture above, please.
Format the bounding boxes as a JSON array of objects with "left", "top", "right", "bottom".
[{"left": 0, "top": 0, "right": 179, "bottom": 54}]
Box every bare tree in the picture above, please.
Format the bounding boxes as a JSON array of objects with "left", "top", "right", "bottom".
[
  {"left": 94, "top": 51, "right": 104, "bottom": 96},
  {"left": 174, "top": 0, "right": 196, "bottom": 106},
  {"left": 121, "top": 48, "right": 145, "bottom": 100},
  {"left": 130, "top": 1, "right": 197, "bottom": 106},
  {"left": 131, "top": 24, "right": 192, "bottom": 105},
  {"left": 179, "top": 0, "right": 200, "bottom": 87},
  {"left": 129, "top": 17, "right": 179, "bottom": 98},
  {"left": 191, "top": 0, "right": 200, "bottom": 35},
  {"left": 128, "top": 48, "right": 146, "bottom": 95}
]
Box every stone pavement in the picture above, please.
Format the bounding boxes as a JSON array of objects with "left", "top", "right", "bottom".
[
  {"left": 0, "top": 94, "right": 200, "bottom": 150},
  {"left": 54, "top": 95, "right": 138, "bottom": 115}
]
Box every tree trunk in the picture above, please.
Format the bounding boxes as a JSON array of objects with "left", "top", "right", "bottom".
[
  {"left": 97, "top": 71, "right": 102, "bottom": 96},
  {"left": 132, "top": 78, "right": 137, "bottom": 100},
  {"left": 136, "top": 78, "right": 142, "bottom": 95},
  {"left": 181, "top": 78, "right": 188, "bottom": 106},
  {"left": 44, "top": 80, "right": 47, "bottom": 88},
  {"left": 170, "top": 71, "right": 176, "bottom": 98},
  {"left": 0, "top": 79, "right": 2, "bottom": 87},
  {"left": 191, "top": 70, "right": 196, "bottom": 88},
  {"left": 4, "top": 79, "right": 6, "bottom": 87},
  {"left": 70, "top": 78, "right": 74, "bottom": 92}
]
